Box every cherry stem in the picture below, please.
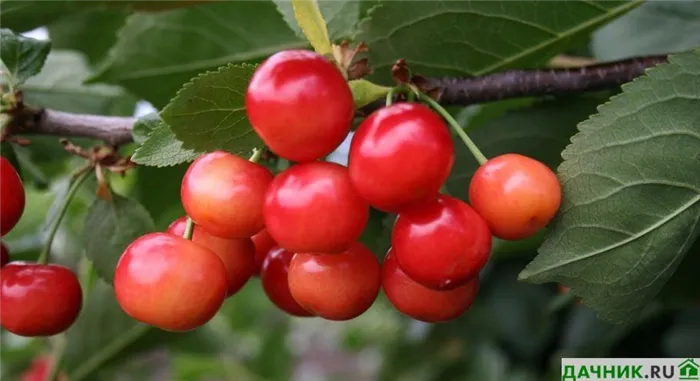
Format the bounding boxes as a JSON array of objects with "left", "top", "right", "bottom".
[
  {"left": 44, "top": 334, "right": 67, "bottom": 381},
  {"left": 385, "top": 87, "right": 400, "bottom": 106},
  {"left": 183, "top": 216, "right": 195, "bottom": 241},
  {"left": 37, "top": 170, "right": 92, "bottom": 265},
  {"left": 417, "top": 92, "right": 488, "bottom": 165},
  {"left": 249, "top": 147, "right": 263, "bottom": 163}
]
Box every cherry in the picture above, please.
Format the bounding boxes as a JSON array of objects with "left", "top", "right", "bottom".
[
  {"left": 392, "top": 194, "right": 491, "bottom": 290},
  {"left": 181, "top": 151, "right": 273, "bottom": 239},
  {"left": 252, "top": 229, "right": 276, "bottom": 275},
  {"left": 167, "top": 217, "right": 255, "bottom": 297},
  {"left": 0, "top": 262, "right": 82, "bottom": 336},
  {"left": 114, "top": 232, "right": 228, "bottom": 331},
  {"left": 20, "top": 355, "right": 67, "bottom": 381},
  {"left": 349, "top": 103, "right": 454, "bottom": 213},
  {"left": 245, "top": 50, "right": 354, "bottom": 162},
  {"left": 260, "top": 247, "right": 313, "bottom": 317},
  {"left": 1, "top": 156, "right": 26, "bottom": 236},
  {"left": 469, "top": 153, "right": 562, "bottom": 240},
  {"left": 264, "top": 162, "right": 369, "bottom": 253},
  {"left": 382, "top": 249, "right": 479, "bottom": 322},
  {"left": 288, "top": 242, "right": 380, "bottom": 321},
  {"left": 1, "top": 242, "right": 9, "bottom": 267}
]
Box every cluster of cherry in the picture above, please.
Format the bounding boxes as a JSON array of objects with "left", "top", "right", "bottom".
[{"left": 114, "top": 49, "right": 562, "bottom": 331}]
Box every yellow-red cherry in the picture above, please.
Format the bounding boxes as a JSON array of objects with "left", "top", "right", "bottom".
[
  {"left": 260, "top": 247, "right": 314, "bottom": 317},
  {"left": 245, "top": 50, "right": 354, "bottom": 162},
  {"left": 288, "top": 242, "right": 380, "bottom": 321},
  {"left": 168, "top": 217, "right": 255, "bottom": 297},
  {"left": 349, "top": 103, "right": 454, "bottom": 213},
  {"left": 252, "top": 229, "right": 276, "bottom": 275},
  {"left": 181, "top": 151, "right": 273, "bottom": 239},
  {"left": 382, "top": 249, "right": 479, "bottom": 322},
  {"left": 392, "top": 194, "right": 491, "bottom": 290},
  {"left": 1, "top": 157, "right": 26, "bottom": 235},
  {"left": 264, "top": 162, "right": 369, "bottom": 253},
  {"left": 0, "top": 262, "right": 82, "bottom": 336},
  {"left": 114, "top": 232, "right": 228, "bottom": 331},
  {"left": 469, "top": 153, "right": 562, "bottom": 240}
]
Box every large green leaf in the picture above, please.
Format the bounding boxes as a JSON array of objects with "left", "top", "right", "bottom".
[
  {"left": 273, "top": 0, "right": 362, "bottom": 41},
  {"left": 358, "top": 1, "right": 640, "bottom": 82},
  {"left": 92, "top": 1, "right": 305, "bottom": 107},
  {"left": 22, "top": 50, "right": 136, "bottom": 115},
  {"left": 519, "top": 49, "right": 700, "bottom": 323},
  {"left": 83, "top": 192, "right": 156, "bottom": 283},
  {"left": 591, "top": 1, "right": 700, "bottom": 61},
  {"left": 160, "top": 63, "right": 263, "bottom": 155},
  {"left": 0, "top": 28, "right": 51, "bottom": 88}
]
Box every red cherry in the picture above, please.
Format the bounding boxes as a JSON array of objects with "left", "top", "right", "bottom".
[
  {"left": 252, "top": 229, "right": 276, "bottom": 275},
  {"left": 114, "top": 232, "right": 228, "bottom": 331},
  {"left": 382, "top": 249, "right": 478, "bottom": 322},
  {"left": 0, "top": 262, "right": 82, "bottom": 336},
  {"left": 264, "top": 162, "right": 369, "bottom": 253},
  {"left": 20, "top": 355, "right": 67, "bottom": 381},
  {"left": 260, "top": 247, "right": 313, "bottom": 317},
  {"left": 1, "top": 242, "right": 9, "bottom": 267},
  {"left": 167, "top": 217, "right": 255, "bottom": 297},
  {"left": 349, "top": 103, "right": 454, "bottom": 213},
  {"left": 288, "top": 242, "right": 380, "bottom": 321},
  {"left": 469, "top": 153, "right": 562, "bottom": 240},
  {"left": 181, "top": 151, "right": 273, "bottom": 239},
  {"left": 1, "top": 157, "right": 26, "bottom": 235},
  {"left": 392, "top": 194, "right": 491, "bottom": 290},
  {"left": 245, "top": 50, "right": 354, "bottom": 162}
]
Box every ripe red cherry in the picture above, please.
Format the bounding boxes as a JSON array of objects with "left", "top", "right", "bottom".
[
  {"left": 260, "top": 247, "right": 313, "bottom": 317},
  {"left": 469, "top": 153, "right": 562, "bottom": 240},
  {"left": 245, "top": 50, "right": 354, "bottom": 162},
  {"left": 168, "top": 217, "right": 255, "bottom": 296},
  {"left": 392, "top": 194, "right": 491, "bottom": 290},
  {"left": 252, "top": 229, "right": 276, "bottom": 275},
  {"left": 1, "top": 157, "right": 26, "bottom": 235},
  {"left": 1, "top": 242, "right": 9, "bottom": 267},
  {"left": 114, "top": 232, "right": 228, "bottom": 331},
  {"left": 181, "top": 151, "right": 273, "bottom": 239},
  {"left": 382, "top": 249, "right": 479, "bottom": 322},
  {"left": 288, "top": 242, "right": 380, "bottom": 321},
  {"left": 349, "top": 103, "right": 454, "bottom": 213},
  {"left": 20, "top": 355, "right": 68, "bottom": 381},
  {"left": 264, "top": 162, "right": 369, "bottom": 253},
  {"left": 0, "top": 262, "right": 82, "bottom": 336}
]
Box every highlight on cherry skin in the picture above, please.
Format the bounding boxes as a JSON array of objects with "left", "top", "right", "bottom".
[
  {"left": 382, "top": 249, "right": 479, "bottom": 323},
  {"left": 392, "top": 194, "right": 492, "bottom": 290},
  {"left": 287, "top": 242, "right": 381, "bottom": 321},
  {"left": 260, "top": 246, "right": 314, "bottom": 317},
  {"left": 168, "top": 216, "right": 256, "bottom": 297},
  {"left": 114, "top": 232, "right": 228, "bottom": 332},
  {"left": 349, "top": 102, "right": 455, "bottom": 213},
  {"left": 245, "top": 49, "right": 355, "bottom": 162},
  {"left": 1, "top": 156, "right": 26, "bottom": 236},
  {"left": 469, "top": 153, "right": 562, "bottom": 240},
  {"left": 0, "top": 262, "right": 82, "bottom": 337},
  {"left": 263, "top": 161, "right": 369, "bottom": 254},
  {"left": 181, "top": 150, "right": 273, "bottom": 239}
]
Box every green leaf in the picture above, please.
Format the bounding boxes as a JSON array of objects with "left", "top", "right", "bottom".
[
  {"left": 657, "top": 239, "right": 700, "bottom": 304},
  {"left": 0, "top": 0, "right": 77, "bottom": 32},
  {"left": 48, "top": 8, "right": 129, "bottom": 65},
  {"left": 92, "top": 1, "right": 305, "bottom": 107},
  {"left": 131, "top": 112, "right": 161, "bottom": 145},
  {"left": 273, "top": 0, "right": 363, "bottom": 41},
  {"left": 519, "top": 49, "right": 700, "bottom": 323},
  {"left": 358, "top": 1, "right": 640, "bottom": 82},
  {"left": 83, "top": 192, "right": 156, "bottom": 282},
  {"left": 22, "top": 50, "right": 136, "bottom": 115},
  {"left": 349, "top": 79, "right": 391, "bottom": 108},
  {"left": 291, "top": 0, "right": 332, "bottom": 56},
  {"left": 160, "top": 63, "right": 263, "bottom": 155},
  {"left": 0, "top": 28, "right": 51, "bottom": 88},
  {"left": 591, "top": 1, "right": 700, "bottom": 61},
  {"left": 132, "top": 123, "right": 200, "bottom": 167}
]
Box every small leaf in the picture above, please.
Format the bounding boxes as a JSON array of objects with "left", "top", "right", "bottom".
[
  {"left": 349, "top": 79, "right": 391, "bottom": 109},
  {"left": 131, "top": 123, "right": 200, "bottom": 167},
  {"left": 83, "top": 193, "right": 155, "bottom": 283},
  {"left": 273, "top": 0, "right": 363, "bottom": 41},
  {"left": 519, "top": 49, "right": 700, "bottom": 323},
  {"left": 131, "top": 112, "right": 161, "bottom": 145},
  {"left": 0, "top": 28, "right": 51, "bottom": 87},
  {"left": 160, "top": 63, "right": 263, "bottom": 155},
  {"left": 292, "top": 0, "right": 333, "bottom": 56}
]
